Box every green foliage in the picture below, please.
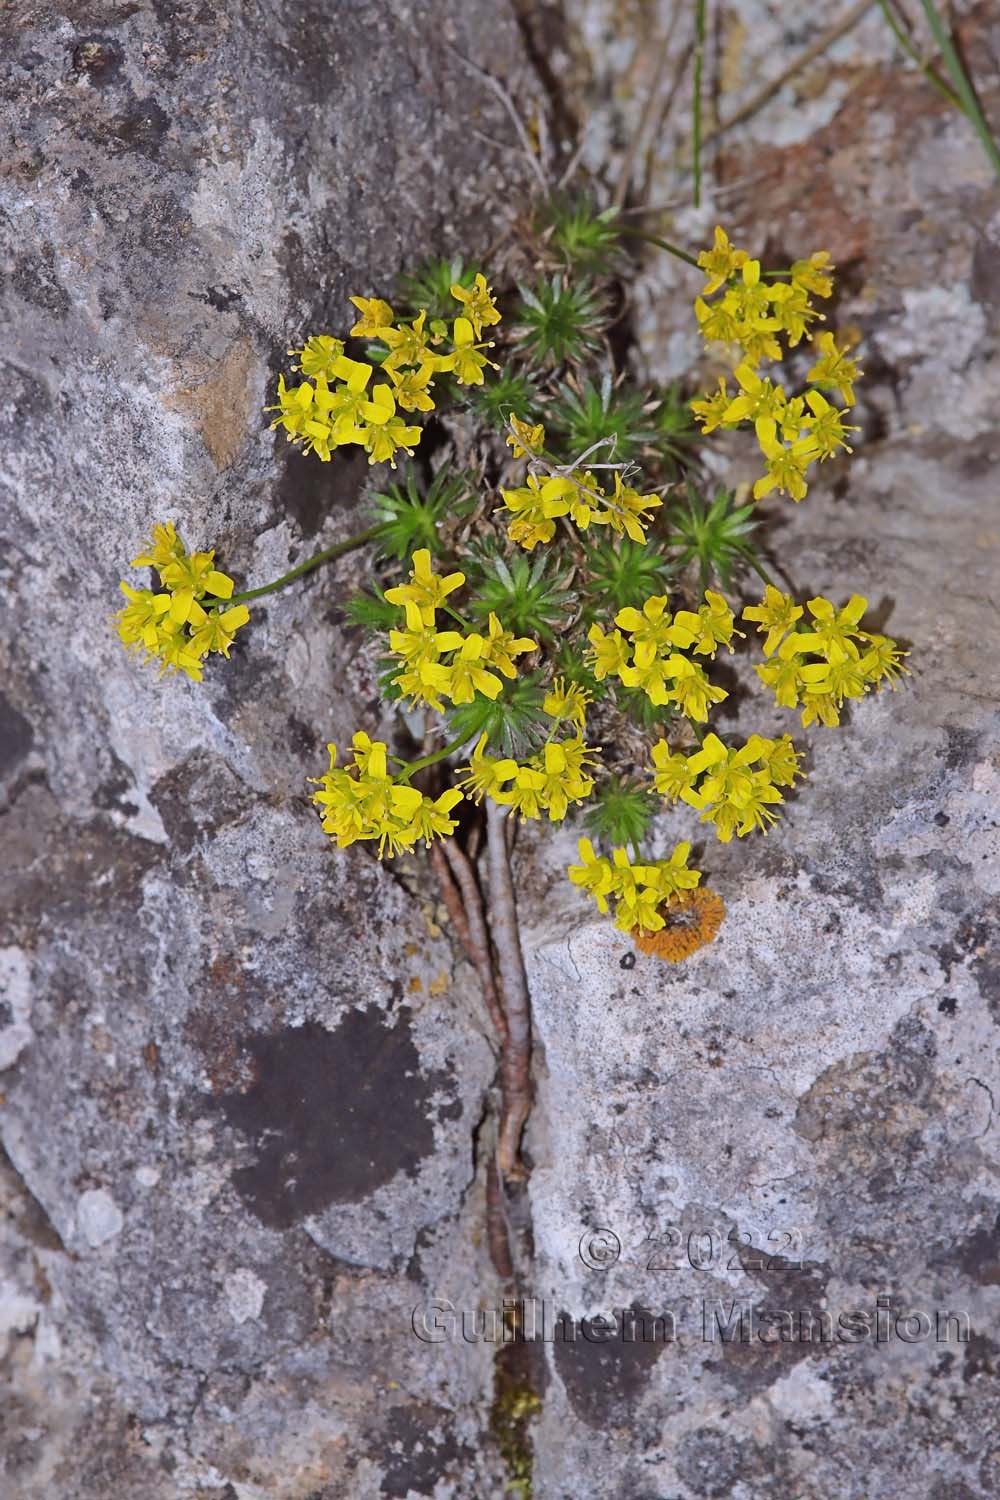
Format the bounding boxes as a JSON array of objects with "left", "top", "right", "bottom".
[
  {"left": 616, "top": 682, "right": 675, "bottom": 735},
  {"left": 541, "top": 196, "right": 624, "bottom": 273},
  {"left": 446, "top": 674, "right": 549, "bottom": 760},
  {"left": 466, "top": 368, "right": 540, "bottom": 430},
  {"left": 395, "top": 255, "right": 475, "bottom": 320},
  {"left": 664, "top": 482, "right": 761, "bottom": 590},
  {"left": 550, "top": 642, "right": 605, "bottom": 697},
  {"left": 465, "top": 546, "right": 577, "bottom": 643},
  {"left": 584, "top": 776, "right": 658, "bottom": 848},
  {"left": 549, "top": 372, "right": 657, "bottom": 463},
  {"left": 651, "top": 383, "right": 700, "bottom": 472},
  {"left": 514, "top": 275, "right": 605, "bottom": 369},
  {"left": 581, "top": 535, "right": 674, "bottom": 615},
  {"left": 345, "top": 586, "right": 399, "bottom": 634},
  {"left": 369, "top": 465, "right": 478, "bottom": 560}
]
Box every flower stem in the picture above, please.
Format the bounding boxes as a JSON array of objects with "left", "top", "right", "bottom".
[
  {"left": 397, "top": 733, "right": 468, "bottom": 784},
  {"left": 875, "top": 0, "right": 961, "bottom": 108},
  {"left": 228, "top": 524, "right": 382, "bottom": 605},
  {"left": 745, "top": 553, "right": 780, "bottom": 590},
  {"left": 618, "top": 225, "right": 701, "bottom": 269},
  {"left": 693, "top": 0, "right": 706, "bottom": 207},
  {"left": 917, "top": 0, "right": 1000, "bottom": 182}
]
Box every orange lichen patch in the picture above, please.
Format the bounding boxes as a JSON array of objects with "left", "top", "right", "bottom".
[{"left": 634, "top": 888, "right": 726, "bottom": 963}]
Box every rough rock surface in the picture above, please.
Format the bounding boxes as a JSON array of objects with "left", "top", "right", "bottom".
[
  {"left": 516, "top": 5, "right": 1000, "bottom": 1498},
  {"left": 1, "top": 1, "right": 533, "bottom": 1494},
  {"left": 3, "top": 1, "right": 1000, "bottom": 1497}
]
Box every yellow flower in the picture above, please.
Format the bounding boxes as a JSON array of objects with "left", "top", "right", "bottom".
[
  {"left": 696, "top": 226, "right": 749, "bottom": 295},
  {"left": 409, "top": 787, "right": 464, "bottom": 846},
  {"left": 131, "top": 522, "right": 185, "bottom": 571},
  {"left": 568, "top": 840, "right": 702, "bottom": 932},
  {"left": 500, "top": 476, "right": 556, "bottom": 551},
  {"left": 603, "top": 473, "right": 662, "bottom": 543},
  {"left": 389, "top": 602, "right": 462, "bottom": 710},
  {"left": 690, "top": 377, "right": 734, "bottom": 435},
  {"left": 459, "top": 734, "right": 519, "bottom": 804},
  {"left": 567, "top": 837, "right": 616, "bottom": 914},
  {"left": 187, "top": 602, "right": 251, "bottom": 659},
  {"left": 288, "top": 334, "right": 345, "bottom": 378},
  {"left": 802, "top": 389, "right": 857, "bottom": 460},
  {"left": 446, "top": 634, "right": 504, "bottom": 705},
  {"left": 858, "top": 634, "right": 909, "bottom": 688},
  {"left": 267, "top": 374, "right": 319, "bottom": 442},
  {"left": 690, "top": 590, "right": 741, "bottom": 655},
  {"left": 533, "top": 736, "right": 598, "bottom": 821},
  {"left": 506, "top": 415, "right": 545, "bottom": 458},
  {"left": 769, "top": 281, "right": 822, "bottom": 346},
  {"left": 614, "top": 595, "right": 674, "bottom": 662},
  {"left": 649, "top": 740, "right": 697, "bottom": 801},
  {"left": 752, "top": 431, "right": 817, "bottom": 503},
  {"left": 450, "top": 272, "right": 502, "bottom": 338},
  {"left": 587, "top": 623, "right": 631, "bottom": 681},
  {"left": 357, "top": 383, "right": 422, "bottom": 467},
  {"left": 154, "top": 625, "right": 205, "bottom": 683},
  {"left": 381, "top": 310, "right": 434, "bottom": 373},
  {"left": 543, "top": 677, "right": 591, "bottom": 728},
  {"left": 384, "top": 548, "right": 465, "bottom": 624},
  {"left": 115, "top": 584, "right": 172, "bottom": 662},
  {"left": 742, "top": 585, "right": 803, "bottom": 656},
  {"left": 348, "top": 296, "right": 394, "bottom": 337},
  {"left": 694, "top": 293, "right": 742, "bottom": 345},
  {"left": 800, "top": 593, "right": 868, "bottom": 656},
  {"left": 388, "top": 362, "right": 437, "bottom": 413},
  {"left": 311, "top": 738, "right": 462, "bottom": 858},
  {"left": 807, "top": 331, "right": 862, "bottom": 405},
  {"left": 790, "top": 250, "right": 834, "bottom": 299},
  {"left": 445, "top": 316, "right": 497, "bottom": 385},
  {"left": 667, "top": 658, "right": 728, "bottom": 722},
  {"left": 721, "top": 362, "right": 787, "bottom": 427},
  {"left": 481, "top": 613, "right": 537, "bottom": 677},
  {"left": 495, "top": 761, "right": 548, "bottom": 821}
]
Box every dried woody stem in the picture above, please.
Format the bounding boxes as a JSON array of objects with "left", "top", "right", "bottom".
[
  {"left": 439, "top": 838, "right": 509, "bottom": 1047},
  {"left": 431, "top": 812, "right": 530, "bottom": 1276},
  {"left": 486, "top": 800, "right": 533, "bottom": 1180}
]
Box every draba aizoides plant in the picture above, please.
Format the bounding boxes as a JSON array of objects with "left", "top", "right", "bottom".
[{"left": 115, "top": 220, "right": 908, "bottom": 966}]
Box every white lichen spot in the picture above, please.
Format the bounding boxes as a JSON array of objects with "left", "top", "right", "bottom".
[
  {"left": 77, "top": 1188, "right": 124, "bottom": 1248},
  {"left": 0, "top": 948, "right": 34, "bottom": 1071},
  {"left": 224, "top": 1268, "right": 266, "bottom": 1325}
]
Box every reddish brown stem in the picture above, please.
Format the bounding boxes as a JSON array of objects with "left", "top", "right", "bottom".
[
  {"left": 486, "top": 802, "right": 533, "bottom": 1179},
  {"left": 441, "top": 837, "right": 509, "bottom": 1047},
  {"left": 486, "top": 1158, "right": 514, "bottom": 1281}
]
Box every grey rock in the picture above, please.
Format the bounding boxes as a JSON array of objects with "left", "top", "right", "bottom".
[
  {"left": 3, "top": 0, "right": 1000, "bottom": 1496},
  {"left": 1, "top": 0, "right": 533, "bottom": 1494}
]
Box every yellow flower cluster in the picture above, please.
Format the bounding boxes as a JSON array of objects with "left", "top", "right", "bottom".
[
  {"left": 690, "top": 227, "right": 862, "bottom": 505},
  {"left": 743, "top": 586, "right": 908, "bottom": 728},
  {"left": 586, "top": 589, "right": 739, "bottom": 721},
  {"left": 115, "top": 522, "right": 250, "bottom": 684},
  {"left": 651, "top": 730, "right": 803, "bottom": 843},
  {"left": 459, "top": 668, "right": 601, "bottom": 823},
  {"left": 269, "top": 274, "right": 501, "bottom": 468},
  {"left": 568, "top": 839, "right": 702, "bottom": 933},
  {"left": 385, "top": 550, "right": 536, "bottom": 710},
  {"left": 311, "top": 733, "right": 463, "bottom": 858},
  {"left": 499, "top": 420, "right": 661, "bottom": 550}
]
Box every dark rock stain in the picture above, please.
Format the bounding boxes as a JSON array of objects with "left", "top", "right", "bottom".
[
  {"left": 216, "top": 1007, "right": 439, "bottom": 1227},
  {"left": 553, "top": 1303, "right": 669, "bottom": 1427},
  {"left": 70, "top": 37, "right": 125, "bottom": 85},
  {"left": 0, "top": 693, "right": 34, "bottom": 778},
  {"left": 376, "top": 1403, "right": 470, "bottom": 1498}
]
